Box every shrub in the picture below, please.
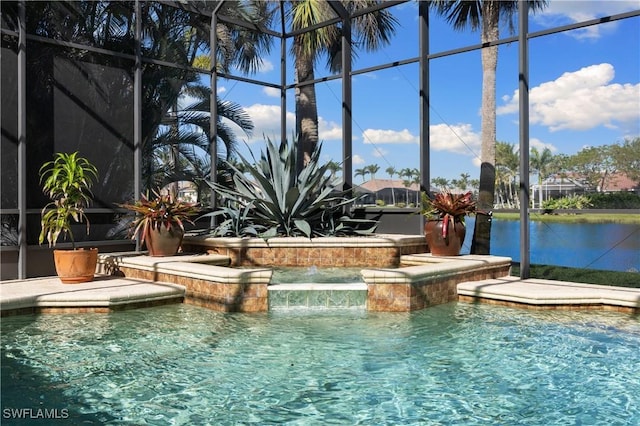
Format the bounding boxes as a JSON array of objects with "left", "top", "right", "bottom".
[
  {"left": 588, "top": 192, "right": 640, "bottom": 209},
  {"left": 202, "top": 138, "right": 377, "bottom": 238},
  {"left": 542, "top": 194, "right": 592, "bottom": 210}
]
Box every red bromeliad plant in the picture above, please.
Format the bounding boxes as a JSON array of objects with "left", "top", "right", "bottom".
[
  {"left": 117, "top": 189, "right": 200, "bottom": 245},
  {"left": 421, "top": 191, "right": 477, "bottom": 239}
]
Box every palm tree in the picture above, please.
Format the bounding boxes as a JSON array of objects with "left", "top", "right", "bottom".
[
  {"left": 326, "top": 160, "right": 342, "bottom": 180},
  {"left": 399, "top": 167, "right": 416, "bottom": 205},
  {"left": 431, "top": 177, "right": 450, "bottom": 192},
  {"left": 365, "top": 164, "right": 380, "bottom": 180},
  {"left": 430, "top": 0, "right": 548, "bottom": 254},
  {"left": 530, "top": 147, "right": 553, "bottom": 208},
  {"left": 354, "top": 167, "right": 369, "bottom": 183},
  {"left": 386, "top": 166, "right": 397, "bottom": 205},
  {"left": 496, "top": 141, "right": 519, "bottom": 208},
  {"left": 287, "top": 1, "right": 398, "bottom": 163}
]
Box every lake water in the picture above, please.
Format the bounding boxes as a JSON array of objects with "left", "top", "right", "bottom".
[{"left": 460, "top": 218, "right": 640, "bottom": 273}]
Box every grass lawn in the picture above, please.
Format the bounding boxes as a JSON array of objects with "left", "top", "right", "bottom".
[
  {"left": 493, "top": 212, "right": 640, "bottom": 224},
  {"left": 510, "top": 263, "right": 639, "bottom": 288}
]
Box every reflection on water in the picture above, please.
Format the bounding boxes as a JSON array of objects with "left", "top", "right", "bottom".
[
  {"left": 2, "top": 304, "right": 639, "bottom": 425},
  {"left": 462, "top": 218, "right": 639, "bottom": 272}
]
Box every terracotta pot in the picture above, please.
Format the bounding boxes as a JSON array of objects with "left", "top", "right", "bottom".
[
  {"left": 424, "top": 219, "right": 466, "bottom": 256},
  {"left": 145, "top": 226, "right": 184, "bottom": 256},
  {"left": 53, "top": 248, "right": 98, "bottom": 284}
]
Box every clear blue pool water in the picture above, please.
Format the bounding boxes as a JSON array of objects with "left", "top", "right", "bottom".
[
  {"left": 2, "top": 303, "right": 639, "bottom": 425},
  {"left": 270, "top": 266, "right": 364, "bottom": 284}
]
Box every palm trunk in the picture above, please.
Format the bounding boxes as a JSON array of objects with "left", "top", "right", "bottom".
[
  {"left": 294, "top": 41, "right": 319, "bottom": 167},
  {"left": 471, "top": 2, "right": 498, "bottom": 255}
]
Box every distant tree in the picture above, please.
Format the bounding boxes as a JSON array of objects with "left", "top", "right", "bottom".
[
  {"left": 530, "top": 147, "right": 554, "bottom": 207},
  {"left": 431, "top": 177, "right": 450, "bottom": 191},
  {"left": 611, "top": 137, "right": 640, "bottom": 184},
  {"left": 495, "top": 141, "right": 519, "bottom": 208},
  {"left": 399, "top": 167, "right": 416, "bottom": 204},
  {"left": 386, "top": 166, "right": 397, "bottom": 205},
  {"left": 365, "top": 164, "right": 380, "bottom": 180},
  {"left": 326, "top": 160, "right": 342, "bottom": 180},
  {"left": 569, "top": 145, "right": 616, "bottom": 192},
  {"left": 451, "top": 173, "right": 471, "bottom": 191},
  {"left": 355, "top": 167, "right": 369, "bottom": 183}
]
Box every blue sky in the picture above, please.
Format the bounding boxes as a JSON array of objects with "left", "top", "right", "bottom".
[{"left": 213, "top": 0, "right": 640, "bottom": 184}]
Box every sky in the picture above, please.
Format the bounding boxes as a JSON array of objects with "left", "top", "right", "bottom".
[{"left": 213, "top": 0, "right": 640, "bottom": 184}]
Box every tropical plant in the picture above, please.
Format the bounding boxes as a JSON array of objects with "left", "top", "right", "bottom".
[
  {"left": 116, "top": 189, "right": 200, "bottom": 245},
  {"left": 386, "top": 166, "right": 397, "bottom": 205},
  {"left": 542, "top": 194, "right": 592, "bottom": 210},
  {"left": 355, "top": 167, "right": 369, "bottom": 183},
  {"left": 203, "top": 137, "right": 377, "bottom": 238},
  {"left": 39, "top": 152, "right": 99, "bottom": 248},
  {"left": 421, "top": 190, "right": 477, "bottom": 239},
  {"left": 287, "top": 1, "right": 398, "bottom": 161},
  {"left": 495, "top": 141, "right": 519, "bottom": 208},
  {"left": 430, "top": 0, "right": 549, "bottom": 254},
  {"left": 530, "top": 146, "right": 554, "bottom": 207}
]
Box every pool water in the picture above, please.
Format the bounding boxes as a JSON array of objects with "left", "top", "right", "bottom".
[
  {"left": 2, "top": 303, "right": 639, "bottom": 425},
  {"left": 270, "top": 266, "right": 364, "bottom": 284}
]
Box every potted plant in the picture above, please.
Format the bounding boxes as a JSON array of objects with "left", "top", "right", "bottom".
[
  {"left": 421, "top": 190, "right": 476, "bottom": 256},
  {"left": 117, "top": 188, "right": 200, "bottom": 256},
  {"left": 39, "top": 151, "right": 99, "bottom": 283}
]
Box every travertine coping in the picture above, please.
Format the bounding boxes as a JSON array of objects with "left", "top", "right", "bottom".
[
  {"left": 458, "top": 275, "right": 640, "bottom": 309},
  {"left": 362, "top": 254, "right": 512, "bottom": 283},
  {"left": 269, "top": 283, "right": 367, "bottom": 291},
  {"left": 184, "top": 234, "right": 426, "bottom": 248},
  {"left": 98, "top": 253, "right": 272, "bottom": 284},
  {"left": 0, "top": 276, "right": 184, "bottom": 312}
]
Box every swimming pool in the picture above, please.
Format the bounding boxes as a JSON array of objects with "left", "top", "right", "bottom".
[{"left": 2, "top": 303, "right": 639, "bottom": 425}]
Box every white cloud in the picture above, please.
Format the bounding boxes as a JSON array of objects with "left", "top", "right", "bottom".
[
  {"left": 360, "top": 124, "right": 481, "bottom": 156},
  {"left": 241, "top": 103, "right": 295, "bottom": 143},
  {"left": 372, "top": 147, "right": 388, "bottom": 158},
  {"left": 497, "top": 63, "right": 640, "bottom": 132},
  {"left": 237, "top": 105, "right": 342, "bottom": 144},
  {"left": 429, "top": 123, "right": 481, "bottom": 156},
  {"left": 530, "top": 138, "right": 558, "bottom": 153},
  {"left": 258, "top": 59, "right": 274, "bottom": 73},
  {"left": 217, "top": 86, "right": 227, "bottom": 95},
  {"left": 534, "top": 0, "right": 637, "bottom": 39},
  {"left": 263, "top": 87, "right": 280, "bottom": 98},
  {"left": 352, "top": 154, "right": 365, "bottom": 165},
  {"left": 318, "top": 117, "right": 343, "bottom": 141},
  {"left": 362, "top": 128, "right": 418, "bottom": 144}
]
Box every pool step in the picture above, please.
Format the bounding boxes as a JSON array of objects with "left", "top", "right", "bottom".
[{"left": 268, "top": 283, "right": 367, "bottom": 310}]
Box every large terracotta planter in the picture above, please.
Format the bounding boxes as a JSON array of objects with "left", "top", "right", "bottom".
[
  {"left": 145, "top": 226, "right": 184, "bottom": 256},
  {"left": 424, "top": 219, "right": 466, "bottom": 256},
  {"left": 53, "top": 248, "right": 98, "bottom": 284}
]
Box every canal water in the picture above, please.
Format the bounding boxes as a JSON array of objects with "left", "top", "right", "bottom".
[{"left": 461, "top": 218, "right": 640, "bottom": 273}]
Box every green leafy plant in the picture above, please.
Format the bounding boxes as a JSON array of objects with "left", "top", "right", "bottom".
[
  {"left": 203, "top": 137, "right": 377, "bottom": 238},
  {"left": 117, "top": 189, "right": 200, "bottom": 245},
  {"left": 542, "top": 194, "right": 593, "bottom": 210},
  {"left": 421, "top": 191, "right": 476, "bottom": 239},
  {"left": 39, "top": 152, "right": 98, "bottom": 248}
]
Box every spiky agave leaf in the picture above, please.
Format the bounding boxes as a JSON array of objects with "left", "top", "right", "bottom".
[{"left": 203, "top": 137, "right": 376, "bottom": 238}]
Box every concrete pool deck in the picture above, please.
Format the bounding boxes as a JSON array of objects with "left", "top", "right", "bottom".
[{"left": 2, "top": 273, "right": 638, "bottom": 316}]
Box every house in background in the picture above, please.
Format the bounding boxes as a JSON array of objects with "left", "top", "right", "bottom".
[
  {"left": 354, "top": 179, "right": 441, "bottom": 206},
  {"left": 600, "top": 172, "right": 640, "bottom": 194}
]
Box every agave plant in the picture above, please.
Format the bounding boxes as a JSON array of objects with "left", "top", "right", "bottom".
[
  {"left": 421, "top": 191, "right": 476, "bottom": 239},
  {"left": 203, "top": 137, "right": 376, "bottom": 238}
]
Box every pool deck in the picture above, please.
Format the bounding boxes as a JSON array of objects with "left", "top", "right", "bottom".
[{"left": 2, "top": 273, "right": 638, "bottom": 315}]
